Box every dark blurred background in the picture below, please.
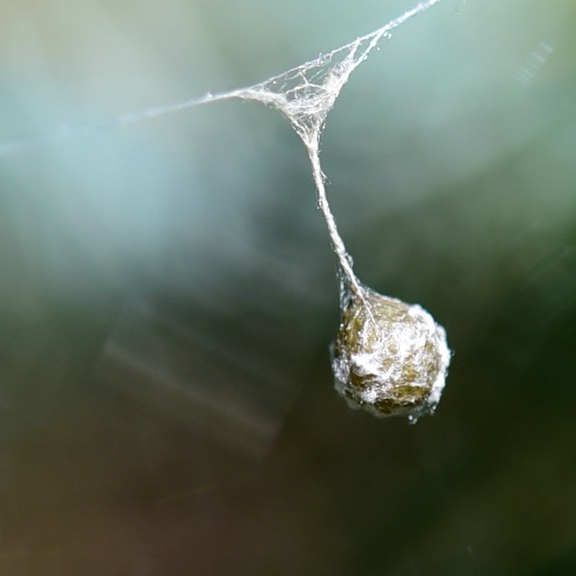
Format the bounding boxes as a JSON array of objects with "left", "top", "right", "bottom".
[{"left": 1, "top": 0, "right": 576, "bottom": 574}]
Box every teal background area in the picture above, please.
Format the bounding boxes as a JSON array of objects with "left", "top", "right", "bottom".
[{"left": 1, "top": 1, "right": 576, "bottom": 574}]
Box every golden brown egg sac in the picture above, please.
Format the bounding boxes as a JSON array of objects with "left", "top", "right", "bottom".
[{"left": 331, "top": 286, "right": 450, "bottom": 422}]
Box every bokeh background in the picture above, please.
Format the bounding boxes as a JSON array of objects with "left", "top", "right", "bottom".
[{"left": 1, "top": 0, "right": 576, "bottom": 574}]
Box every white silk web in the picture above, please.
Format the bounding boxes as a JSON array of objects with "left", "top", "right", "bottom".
[
  {"left": 0, "top": 0, "right": 440, "bottom": 288},
  {"left": 0, "top": 0, "right": 451, "bottom": 420}
]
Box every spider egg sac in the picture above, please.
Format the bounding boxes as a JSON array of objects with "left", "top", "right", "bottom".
[{"left": 331, "top": 287, "right": 451, "bottom": 422}]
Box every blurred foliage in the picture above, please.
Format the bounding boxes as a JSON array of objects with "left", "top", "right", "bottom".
[{"left": 1, "top": 0, "right": 576, "bottom": 574}]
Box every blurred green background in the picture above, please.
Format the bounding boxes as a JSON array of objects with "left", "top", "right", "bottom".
[{"left": 1, "top": 0, "right": 576, "bottom": 574}]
